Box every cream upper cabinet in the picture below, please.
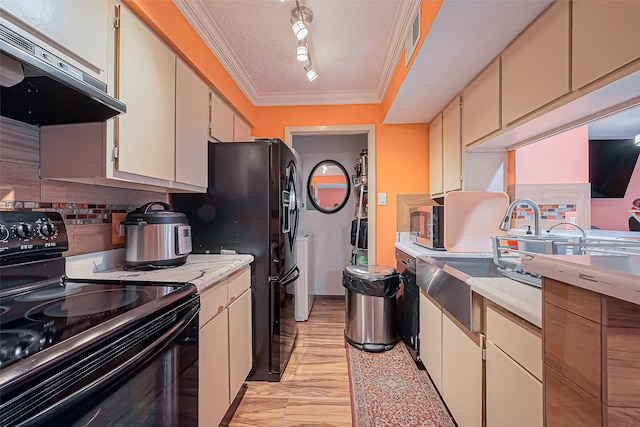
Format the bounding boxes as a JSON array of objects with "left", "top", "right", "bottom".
[
  {"left": 175, "top": 58, "right": 208, "bottom": 188},
  {"left": 572, "top": 0, "right": 640, "bottom": 90},
  {"left": 429, "top": 113, "right": 443, "bottom": 196},
  {"left": 442, "top": 96, "right": 462, "bottom": 193},
  {"left": 501, "top": 0, "right": 570, "bottom": 126},
  {"left": 210, "top": 91, "right": 235, "bottom": 142},
  {"left": 462, "top": 60, "right": 500, "bottom": 147},
  {"left": 441, "top": 315, "right": 483, "bottom": 427},
  {"left": 233, "top": 115, "right": 252, "bottom": 142},
  {"left": 117, "top": 5, "right": 175, "bottom": 182},
  {"left": 419, "top": 291, "right": 443, "bottom": 392},
  {"left": 0, "top": 0, "right": 109, "bottom": 81}
]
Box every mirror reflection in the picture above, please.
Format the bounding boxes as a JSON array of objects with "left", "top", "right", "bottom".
[{"left": 307, "top": 160, "right": 350, "bottom": 213}]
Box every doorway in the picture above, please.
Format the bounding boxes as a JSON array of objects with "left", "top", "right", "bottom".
[{"left": 286, "top": 126, "right": 375, "bottom": 295}]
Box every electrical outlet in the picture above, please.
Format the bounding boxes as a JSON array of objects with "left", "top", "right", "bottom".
[
  {"left": 111, "top": 213, "right": 126, "bottom": 246},
  {"left": 378, "top": 192, "right": 387, "bottom": 206}
]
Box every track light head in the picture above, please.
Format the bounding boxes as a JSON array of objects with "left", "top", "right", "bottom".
[
  {"left": 304, "top": 61, "right": 318, "bottom": 82},
  {"left": 291, "top": 6, "right": 313, "bottom": 40},
  {"left": 296, "top": 41, "right": 308, "bottom": 62}
]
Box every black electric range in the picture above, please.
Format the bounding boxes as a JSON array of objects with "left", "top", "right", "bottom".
[{"left": 0, "top": 211, "right": 200, "bottom": 426}]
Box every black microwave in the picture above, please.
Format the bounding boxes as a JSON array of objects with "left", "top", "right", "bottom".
[{"left": 409, "top": 206, "right": 445, "bottom": 250}]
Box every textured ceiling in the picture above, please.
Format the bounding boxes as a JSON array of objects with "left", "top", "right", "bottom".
[
  {"left": 174, "top": 0, "right": 418, "bottom": 106},
  {"left": 174, "top": 0, "right": 640, "bottom": 137}
]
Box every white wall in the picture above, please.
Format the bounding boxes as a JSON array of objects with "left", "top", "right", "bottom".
[{"left": 293, "top": 134, "right": 367, "bottom": 295}]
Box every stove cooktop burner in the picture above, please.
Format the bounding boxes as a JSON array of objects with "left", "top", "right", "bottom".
[
  {"left": 0, "top": 329, "right": 42, "bottom": 367},
  {"left": 25, "top": 289, "right": 147, "bottom": 320},
  {"left": 15, "top": 286, "right": 82, "bottom": 302}
]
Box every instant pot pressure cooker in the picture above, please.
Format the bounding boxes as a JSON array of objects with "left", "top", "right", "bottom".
[{"left": 124, "top": 202, "right": 192, "bottom": 269}]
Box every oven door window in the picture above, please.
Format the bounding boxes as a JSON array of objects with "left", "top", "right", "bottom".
[
  {"left": 66, "top": 342, "right": 198, "bottom": 426},
  {"left": 17, "top": 301, "right": 200, "bottom": 427}
]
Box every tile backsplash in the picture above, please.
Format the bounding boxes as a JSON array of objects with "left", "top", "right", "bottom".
[
  {"left": 515, "top": 203, "right": 577, "bottom": 221},
  {"left": 0, "top": 202, "right": 134, "bottom": 225}
]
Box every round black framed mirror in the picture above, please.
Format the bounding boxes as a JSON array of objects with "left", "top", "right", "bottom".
[{"left": 307, "top": 160, "right": 351, "bottom": 213}]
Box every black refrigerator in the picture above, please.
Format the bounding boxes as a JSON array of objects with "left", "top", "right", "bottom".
[{"left": 171, "top": 138, "right": 300, "bottom": 381}]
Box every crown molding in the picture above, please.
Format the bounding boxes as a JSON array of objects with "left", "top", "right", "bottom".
[
  {"left": 173, "top": 0, "right": 261, "bottom": 103},
  {"left": 174, "top": 0, "right": 419, "bottom": 107}
]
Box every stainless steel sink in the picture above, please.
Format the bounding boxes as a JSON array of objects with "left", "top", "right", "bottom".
[{"left": 416, "top": 256, "right": 495, "bottom": 333}]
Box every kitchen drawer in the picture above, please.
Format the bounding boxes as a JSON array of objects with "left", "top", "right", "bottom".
[
  {"left": 544, "top": 301, "right": 601, "bottom": 400},
  {"left": 199, "top": 279, "right": 227, "bottom": 328},
  {"left": 486, "top": 306, "right": 542, "bottom": 380},
  {"left": 486, "top": 341, "right": 542, "bottom": 427},
  {"left": 228, "top": 267, "right": 251, "bottom": 304},
  {"left": 545, "top": 364, "right": 602, "bottom": 427}
]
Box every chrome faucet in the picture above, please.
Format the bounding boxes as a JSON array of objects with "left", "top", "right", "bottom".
[
  {"left": 546, "top": 222, "right": 587, "bottom": 238},
  {"left": 499, "top": 198, "right": 541, "bottom": 236}
]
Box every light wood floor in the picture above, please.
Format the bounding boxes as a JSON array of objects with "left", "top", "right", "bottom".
[{"left": 229, "top": 297, "right": 352, "bottom": 427}]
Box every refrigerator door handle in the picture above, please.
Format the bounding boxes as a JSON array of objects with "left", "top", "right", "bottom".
[
  {"left": 282, "top": 190, "right": 291, "bottom": 234},
  {"left": 280, "top": 266, "right": 300, "bottom": 288}
]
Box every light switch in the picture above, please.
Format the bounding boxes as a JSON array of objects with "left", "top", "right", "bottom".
[{"left": 378, "top": 192, "right": 387, "bottom": 206}]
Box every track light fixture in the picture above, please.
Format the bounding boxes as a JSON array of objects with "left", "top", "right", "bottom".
[
  {"left": 286, "top": 1, "right": 318, "bottom": 81},
  {"left": 290, "top": 5, "right": 312, "bottom": 41}
]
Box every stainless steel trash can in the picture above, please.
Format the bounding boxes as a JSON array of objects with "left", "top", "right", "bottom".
[{"left": 342, "top": 264, "right": 400, "bottom": 352}]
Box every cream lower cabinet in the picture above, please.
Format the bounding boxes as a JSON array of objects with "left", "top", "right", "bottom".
[
  {"left": 198, "top": 266, "right": 252, "bottom": 427},
  {"left": 486, "top": 342, "right": 542, "bottom": 427},
  {"left": 419, "top": 291, "right": 443, "bottom": 392},
  {"left": 228, "top": 288, "right": 252, "bottom": 402},
  {"left": 200, "top": 308, "right": 230, "bottom": 427},
  {"left": 441, "top": 314, "right": 484, "bottom": 427},
  {"left": 485, "top": 306, "right": 542, "bottom": 427}
]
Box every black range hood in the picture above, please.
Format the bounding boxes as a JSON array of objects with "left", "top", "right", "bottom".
[{"left": 0, "top": 19, "right": 126, "bottom": 127}]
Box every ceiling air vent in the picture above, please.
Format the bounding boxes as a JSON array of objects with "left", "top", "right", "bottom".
[{"left": 405, "top": 7, "right": 421, "bottom": 67}]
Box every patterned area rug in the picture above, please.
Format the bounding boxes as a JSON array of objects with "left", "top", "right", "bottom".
[{"left": 346, "top": 342, "right": 456, "bottom": 427}]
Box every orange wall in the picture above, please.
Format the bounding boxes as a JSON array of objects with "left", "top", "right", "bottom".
[
  {"left": 254, "top": 105, "right": 428, "bottom": 266},
  {"left": 126, "top": 0, "right": 434, "bottom": 267}
]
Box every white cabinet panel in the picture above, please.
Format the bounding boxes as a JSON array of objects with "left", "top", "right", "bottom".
[
  {"left": 442, "top": 97, "right": 462, "bottom": 193},
  {"left": 486, "top": 341, "right": 542, "bottom": 427},
  {"left": 199, "top": 311, "right": 229, "bottom": 427},
  {"left": 233, "top": 115, "right": 252, "bottom": 142},
  {"left": 501, "top": 0, "right": 570, "bottom": 125},
  {"left": 210, "top": 92, "right": 234, "bottom": 142},
  {"left": 117, "top": 5, "right": 175, "bottom": 181},
  {"left": 442, "top": 315, "right": 483, "bottom": 427},
  {"left": 175, "top": 58, "right": 209, "bottom": 188},
  {"left": 462, "top": 60, "right": 500, "bottom": 146},
  {"left": 572, "top": 0, "right": 640, "bottom": 90},
  {"left": 0, "top": 0, "right": 109, "bottom": 77},
  {"left": 486, "top": 306, "right": 541, "bottom": 380},
  {"left": 429, "top": 113, "right": 443, "bottom": 196},
  {"left": 228, "top": 289, "right": 252, "bottom": 402},
  {"left": 419, "top": 291, "right": 442, "bottom": 392}
]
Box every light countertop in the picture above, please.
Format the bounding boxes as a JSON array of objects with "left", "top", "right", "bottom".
[
  {"left": 522, "top": 254, "right": 640, "bottom": 305},
  {"left": 395, "top": 240, "right": 492, "bottom": 259},
  {"left": 467, "top": 277, "right": 542, "bottom": 328},
  {"left": 66, "top": 253, "right": 254, "bottom": 293},
  {"left": 396, "top": 234, "right": 541, "bottom": 327}
]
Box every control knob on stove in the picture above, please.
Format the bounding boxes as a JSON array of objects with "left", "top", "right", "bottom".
[
  {"left": 15, "top": 223, "right": 32, "bottom": 239},
  {"left": 0, "top": 225, "right": 8, "bottom": 241},
  {"left": 39, "top": 221, "right": 56, "bottom": 238}
]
